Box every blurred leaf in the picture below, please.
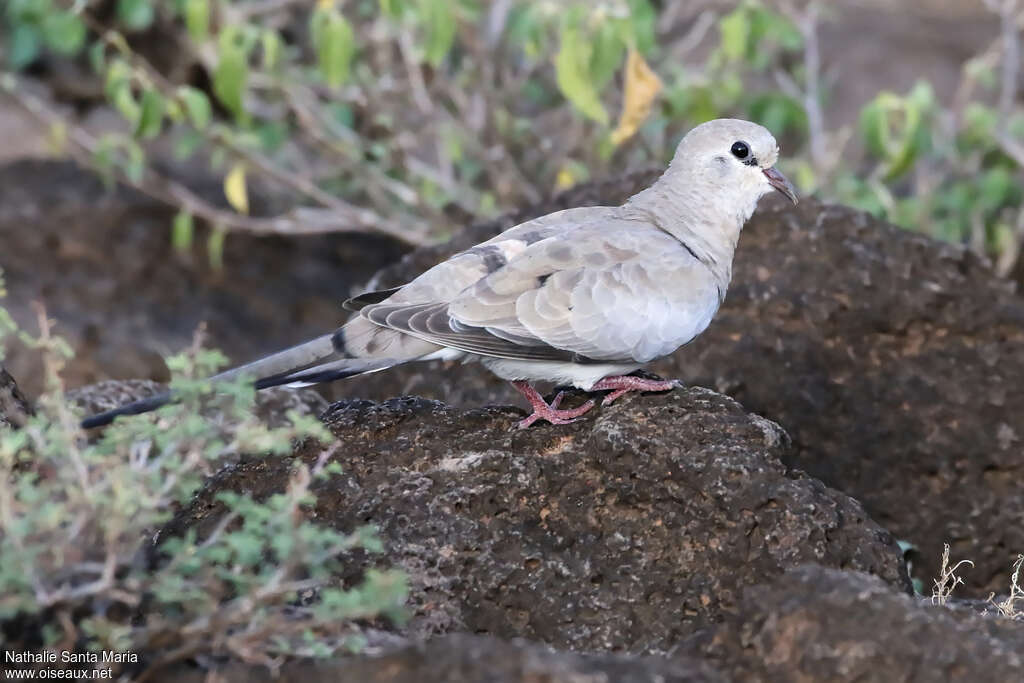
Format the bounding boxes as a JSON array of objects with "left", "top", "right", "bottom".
[
  {"left": 310, "top": 7, "right": 355, "bottom": 88},
  {"left": 224, "top": 163, "right": 249, "bottom": 215},
  {"left": 184, "top": 0, "right": 209, "bottom": 42},
  {"left": 112, "top": 84, "right": 141, "bottom": 127},
  {"left": 117, "top": 0, "right": 155, "bottom": 31},
  {"left": 977, "top": 166, "right": 1016, "bottom": 212},
  {"left": 380, "top": 0, "right": 407, "bottom": 18},
  {"left": 174, "top": 128, "right": 204, "bottom": 160},
  {"left": 172, "top": 211, "right": 194, "bottom": 251},
  {"left": 418, "top": 0, "right": 456, "bottom": 67},
  {"left": 860, "top": 82, "right": 935, "bottom": 181},
  {"left": 589, "top": 21, "right": 626, "bottom": 91},
  {"left": 213, "top": 30, "right": 250, "bottom": 121},
  {"left": 627, "top": 0, "right": 657, "bottom": 54},
  {"left": 207, "top": 226, "right": 227, "bottom": 270},
  {"left": 8, "top": 24, "right": 42, "bottom": 69},
  {"left": 41, "top": 11, "right": 86, "bottom": 56},
  {"left": 124, "top": 138, "right": 146, "bottom": 183},
  {"left": 179, "top": 86, "right": 211, "bottom": 129},
  {"left": 610, "top": 49, "right": 663, "bottom": 146},
  {"left": 718, "top": 6, "right": 749, "bottom": 61},
  {"left": 261, "top": 29, "right": 282, "bottom": 71},
  {"left": 555, "top": 22, "right": 609, "bottom": 126},
  {"left": 135, "top": 89, "right": 165, "bottom": 139},
  {"left": 88, "top": 42, "right": 106, "bottom": 74},
  {"left": 748, "top": 93, "right": 807, "bottom": 137}
]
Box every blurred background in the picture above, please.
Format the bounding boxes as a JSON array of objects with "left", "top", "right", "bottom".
[{"left": 1, "top": 0, "right": 1022, "bottom": 392}]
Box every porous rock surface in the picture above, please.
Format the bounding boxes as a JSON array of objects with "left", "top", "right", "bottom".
[
  {"left": 0, "top": 366, "right": 31, "bottom": 429},
  {"left": 164, "top": 387, "right": 909, "bottom": 652},
  {"left": 162, "top": 633, "right": 724, "bottom": 683},
  {"left": 357, "top": 178, "right": 1024, "bottom": 595},
  {"left": 695, "top": 565, "right": 1024, "bottom": 681}
]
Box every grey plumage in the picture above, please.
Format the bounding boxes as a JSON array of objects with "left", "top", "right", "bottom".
[{"left": 81, "top": 118, "right": 796, "bottom": 429}]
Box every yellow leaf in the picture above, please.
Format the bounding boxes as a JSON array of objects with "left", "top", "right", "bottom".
[
  {"left": 610, "top": 49, "right": 663, "bottom": 147},
  {"left": 316, "top": 0, "right": 335, "bottom": 8},
  {"left": 555, "top": 167, "right": 575, "bottom": 191},
  {"left": 224, "top": 163, "right": 249, "bottom": 215}
]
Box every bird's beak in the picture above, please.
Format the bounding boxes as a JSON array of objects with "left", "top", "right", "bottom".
[{"left": 763, "top": 167, "right": 798, "bottom": 204}]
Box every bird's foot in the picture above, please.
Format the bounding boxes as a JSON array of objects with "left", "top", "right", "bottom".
[
  {"left": 590, "top": 375, "right": 681, "bottom": 406},
  {"left": 511, "top": 381, "right": 596, "bottom": 429}
]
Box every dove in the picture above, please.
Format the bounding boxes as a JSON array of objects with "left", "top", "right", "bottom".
[{"left": 80, "top": 118, "right": 796, "bottom": 430}]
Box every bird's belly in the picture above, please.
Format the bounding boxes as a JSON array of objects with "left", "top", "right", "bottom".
[{"left": 479, "top": 358, "right": 642, "bottom": 390}]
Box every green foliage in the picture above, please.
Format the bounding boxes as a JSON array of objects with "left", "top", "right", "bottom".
[
  {"left": 4, "top": 0, "right": 1024, "bottom": 268},
  {"left": 0, "top": 294, "right": 406, "bottom": 673}
]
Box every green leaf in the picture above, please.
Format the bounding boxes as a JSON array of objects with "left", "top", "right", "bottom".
[
  {"left": 117, "top": 0, "right": 155, "bottom": 31},
  {"left": 178, "top": 86, "right": 211, "bottom": 129},
  {"left": 135, "top": 89, "right": 165, "bottom": 139},
  {"left": 418, "top": 0, "right": 456, "bottom": 67},
  {"left": 112, "top": 84, "right": 141, "bottom": 127},
  {"left": 172, "top": 211, "right": 194, "bottom": 251},
  {"left": 380, "top": 0, "right": 406, "bottom": 18},
  {"left": 554, "top": 22, "right": 609, "bottom": 126},
  {"left": 310, "top": 8, "right": 355, "bottom": 88},
  {"left": 184, "top": 0, "right": 209, "bottom": 42},
  {"left": 261, "top": 29, "right": 282, "bottom": 70},
  {"left": 41, "top": 11, "right": 86, "bottom": 56},
  {"left": 213, "top": 29, "right": 250, "bottom": 121},
  {"left": 8, "top": 24, "right": 42, "bottom": 70},
  {"left": 588, "top": 20, "right": 625, "bottom": 91},
  {"left": 718, "top": 6, "right": 749, "bottom": 61}
]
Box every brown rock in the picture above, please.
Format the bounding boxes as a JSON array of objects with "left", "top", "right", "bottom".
[
  {"left": 160, "top": 633, "right": 723, "bottom": 683},
  {"left": 0, "top": 366, "right": 31, "bottom": 429},
  {"left": 162, "top": 387, "right": 909, "bottom": 652},
  {"left": 696, "top": 565, "right": 1024, "bottom": 682}
]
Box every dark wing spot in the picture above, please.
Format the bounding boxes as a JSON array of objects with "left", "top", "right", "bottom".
[
  {"left": 364, "top": 333, "right": 382, "bottom": 354},
  {"left": 473, "top": 245, "right": 508, "bottom": 273},
  {"left": 537, "top": 273, "right": 552, "bottom": 286},
  {"left": 585, "top": 251, "right": 608, "bottom": 266},
  {"left": 331, "top": 328, "right": 347, "bottom": 354},
  {"left": 343, "top": 286, "right": 403, "bottom": 312}
]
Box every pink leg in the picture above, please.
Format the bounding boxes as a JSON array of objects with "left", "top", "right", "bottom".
[
  {"left": 590, "top": 375, "right": 680, "bottom": 406},
  {"left": 511, "top": 381, "right": 596, "bottom": 429}
]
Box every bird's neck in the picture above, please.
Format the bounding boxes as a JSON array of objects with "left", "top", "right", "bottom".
[{"left": 623, "top": 167, "right": 755, "bottom": 290}]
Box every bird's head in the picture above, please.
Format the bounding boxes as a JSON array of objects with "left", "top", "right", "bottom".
[{"left": 670, "top": 118, "right": 797, "bottom": 215}]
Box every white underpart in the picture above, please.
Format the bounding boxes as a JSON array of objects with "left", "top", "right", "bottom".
[{"left": 479, "top": 357, "right": 642, "bottom": 390}]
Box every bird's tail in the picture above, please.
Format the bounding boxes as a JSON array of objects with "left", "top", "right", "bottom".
[{"left": 79, "top": 333, "right": 401, "bottom": 429}]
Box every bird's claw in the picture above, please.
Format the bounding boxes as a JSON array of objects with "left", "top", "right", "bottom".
[{"left": 515, "top": 398, "right": 596, "bottom": 430}]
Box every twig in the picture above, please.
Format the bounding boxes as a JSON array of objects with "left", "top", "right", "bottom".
[{"left": 2, "top": 74, "right": 430, "bottom": 244}]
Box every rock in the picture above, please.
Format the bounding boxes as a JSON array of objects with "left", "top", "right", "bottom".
[
  {"left": 163, "top": 387, "right": 909, "bottom": 652},
  {"left": 0, "top": 160, "right": 407, "bottom": 397},
  {"left": 160, "top": 633, "right": 724, "bottom": 683},
  {"left": 357, "top": 186, "right": 1024, "bottom": 596},
  {"left": 695, "top": 565, "right": 1024, "bottom": 682},
  {"left": 0, "top": 366, "right": 31, "bottom": 429}
]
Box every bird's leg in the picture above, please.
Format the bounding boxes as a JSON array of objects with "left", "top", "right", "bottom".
[
  {"left": 511, "top": 380, "right": 596, "bottom": 429},
  {"left": 589, "top": 375, "right": 681, "bottom": 406}
]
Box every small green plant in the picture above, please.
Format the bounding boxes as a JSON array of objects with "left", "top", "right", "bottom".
[{"left": 0, "top": 282, "right": 406, "bottom": 676}]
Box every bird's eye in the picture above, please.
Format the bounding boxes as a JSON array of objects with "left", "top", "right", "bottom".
[{"left": 730, "top": 141, "right": 750, "bottom": 159}]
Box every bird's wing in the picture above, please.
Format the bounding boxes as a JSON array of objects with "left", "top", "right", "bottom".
[
  {"left": 357, "top": 219, "right": 719, "bottom": 364},
  {"left": 344, "top": 206, "right": 614, "bottom": 311}
]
